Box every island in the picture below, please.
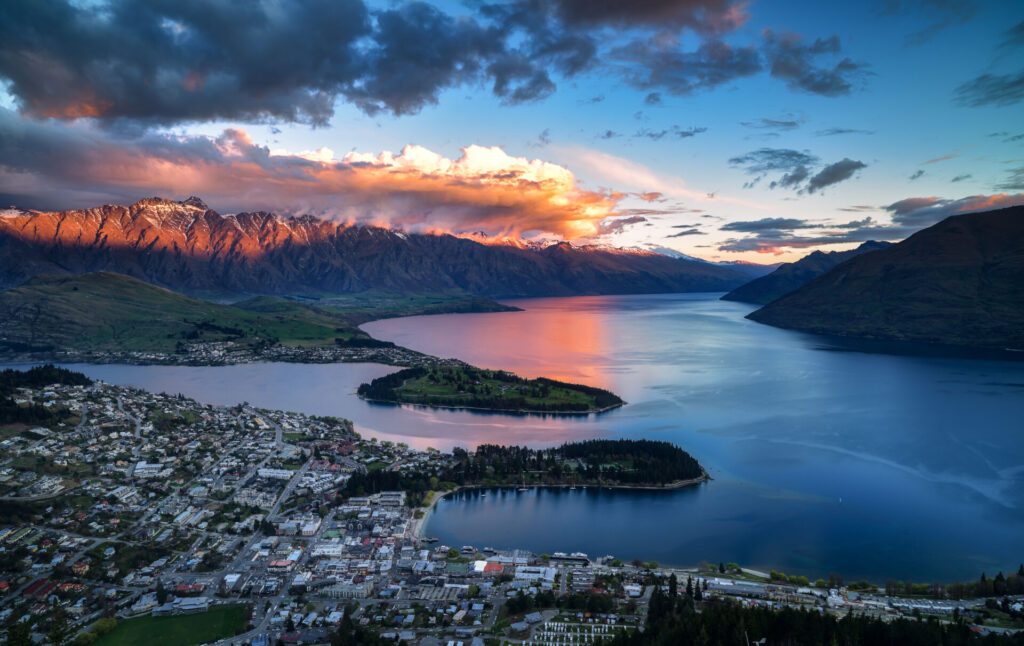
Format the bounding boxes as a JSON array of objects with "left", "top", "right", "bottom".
[
  {"left": 356, "top": 365, "right": 625, "bottom": 414},
  {"left": 342, "top": 438, "right": 709, "bottom": 510}
]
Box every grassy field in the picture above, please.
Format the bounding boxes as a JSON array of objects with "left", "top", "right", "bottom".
[
  {"left": 359, "top": 365, "right": 624, "bottom": 413},
  {"left": 94, "top": 604, "right": 250, "bottom": 646}
]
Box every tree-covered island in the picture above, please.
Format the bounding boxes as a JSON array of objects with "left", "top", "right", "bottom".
[
  {"left": 356, "top": 365, "right": 625, "bottom": 414},
  {"left": 343, "top": 439, "right": 708, "bottom": 506}
]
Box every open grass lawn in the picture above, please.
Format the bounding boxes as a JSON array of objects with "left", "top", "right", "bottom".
[{"left": 95, "top": 604, "right": 250, "bottom": 646}]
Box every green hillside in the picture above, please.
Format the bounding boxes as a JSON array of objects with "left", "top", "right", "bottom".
[{"left": 0, "top": 272, "right": 362, "bottom": 353}]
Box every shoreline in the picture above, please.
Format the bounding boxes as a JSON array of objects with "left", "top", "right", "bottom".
[
  {"left": 412, "top": 472, "right": 710, "bottom": 540},
  {"left": 359, "top": 395, "right": 625, "bottom": 417}
]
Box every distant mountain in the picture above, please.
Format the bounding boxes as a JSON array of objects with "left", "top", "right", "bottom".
[
  {"left": 722, "top": 241, "right": 891, "bottom": 305},
  {"left": 0, "top": 198, "right": 749, "bottom": 297},
  {"left": 748, "top": 207, "right": 1024, "bottom": 350},
  {"left": 644, "top": 245, "right": 779, "bottom": 280}
]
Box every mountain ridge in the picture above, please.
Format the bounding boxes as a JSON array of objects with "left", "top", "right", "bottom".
[
  {"left": 747, "top": 206, "right": 1024, "bottom": 350},
  {"left": 0, "top": 197, "right": 750, "bottom": 297},
  {"left": 721, "top": 240, "right": 892, "bottom": 305}
]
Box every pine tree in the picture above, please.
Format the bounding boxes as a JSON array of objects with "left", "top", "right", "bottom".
[
  {"left": 8, "top": 623, "right": 32, "bottom": 646},
  {"left": 669, "top": 573, "right": 678, "bottom": 598},
  {"left": 47, "top": 607, "right": 69, "bottom": 645}
]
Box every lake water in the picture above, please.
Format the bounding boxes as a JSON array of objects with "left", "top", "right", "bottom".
[{"left": 15, "top": 293, "right": 1024, "bottom": 581}]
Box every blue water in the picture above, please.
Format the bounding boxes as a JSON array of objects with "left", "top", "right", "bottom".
[{"left": 16, "top": 294, "right": 1024, "bottom": 581}]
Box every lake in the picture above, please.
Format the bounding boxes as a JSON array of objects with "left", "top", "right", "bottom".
[{"left": 19, "top": 293, "right": 1024, "bottom": 581}]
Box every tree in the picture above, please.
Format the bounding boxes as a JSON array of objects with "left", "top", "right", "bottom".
[
  {"left": 156, "top": 579, "right": 168, "bottom": 604},
  {"left": 8, "top": 623, "right": 32, "bottom": 646},
  {"left": 669, "top": 573, "right": 678, "bottom": 598},
  {"left": 719, "top": 562, "right": 725, "bottom": 574},
  {"left": 685, "top": 576, "right": 694, "bottom": 600},
  {"left": 48, "top": 607, "right": 70, "bottom": 645}
]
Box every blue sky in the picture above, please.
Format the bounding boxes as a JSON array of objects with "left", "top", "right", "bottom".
[{"left": 0, "top": 0, "right": 1022, "bottom": 262}]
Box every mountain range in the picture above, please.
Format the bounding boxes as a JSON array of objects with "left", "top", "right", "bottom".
[
  {"left": 748, "top": 206, "right": 1024, "bottom": 350},
  {"left": 0, "top": 197, "right": 750, "bottom": 298},
  {"left": 721, "top": 240, "right": 891, "bottom": 305}
]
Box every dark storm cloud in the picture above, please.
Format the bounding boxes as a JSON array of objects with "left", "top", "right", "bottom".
[
  {"left": 729, "top": 148, "right": 867, "bottom": 194},
  {"left": 0, "top": 0, "right": 598, "bottom": 125},
  {"left": 548, "top": 0, "right": 747, "bottom": 32},
  {"left": 805, "top": 158, "right": 867, "bottom": 193},
  {"left": 955, "top": 71, "right": 1024, "bottom": 107},
  {"left": 762, "top": 31, "right": 867, "bottom": 97},
  {"left": 0, "top": 0, "right": 370, "bottom": 125},
  {"left": 613, "top": 38, "right": 761, "bottom": 96}
]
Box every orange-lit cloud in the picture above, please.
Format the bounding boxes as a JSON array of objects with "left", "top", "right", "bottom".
[{"left": 0, "top": 115, "right": 623, "bottom": 240}]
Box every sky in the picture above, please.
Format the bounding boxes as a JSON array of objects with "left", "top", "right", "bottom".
[{"left": 0, "top": 0, "right": 1022, "bottom": 263}]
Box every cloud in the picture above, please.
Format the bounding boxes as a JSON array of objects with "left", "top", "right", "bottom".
[
  {"left": 0, "top": 0, "right": 602, "bottom": 125},
  {"left": 955, "top": 71, "right": 1024, "bottom": 107},
  {"left": 805, "top": 158, "right": 867, "bottom": 193},
  {"left": 548, "top": 0, "right": 749, "bottom": 33},
  {"left": 634, "top": 126, "right": 708, "bottom": 140},
  {"left": 923, "top": 152, "right": 957, "bottom": 164},
  {"left": 598, "top": 130, "right": 622, "bottom": 139},
  {"left": 613, "top": 37, "right": 761, "bottom": 96},
  {"left": 1001, "top": 20, "right": 1024, "bottom": 49},
  {"left": 815, "top": 127, "right": 875, "bottom": 136},
  {"left": 717, "top": 192, "right": 1024, "bottom": 254},
  {"left": 531, "top": 128, "right": 553, "bottom": 148},
  {"left": 637, "top": 192, "right": 665, "bottom": 202},
  {"left": 762, "top": 30, "right": 867, "bottom": 97},
  {"left": 996, "top": 166, "right": 1024, "bottom": 191},
  {"left": 950, "top": 173, "right": 972, "bottom": 183},
  {"left": 0, "top": 109, "right": 621, "bottom": 240},
  {"left": 988, "top": 131, "right": 1024, "bottom": 143},
  {"left": 721, "top": 217, "right": 811, "bottom": 232},
  {"left": 881, "top": 0, "right": 978, "bottom": 46},
  {"left": 598, "top": 215, "right": 647, "bottom": 235},
  {"left": 644, "top": 92, "right": 663, "bottom": 105},
  {"left": 884, "top": 193, "right": 1024, "bottom": 228},
  {"left": 666, "top": 229, "right": 705, "bottom": 237},
  {"left": 909, "top": 170, "right": 925, "bottom": 180},
  {"left": 729, "top": 148, "right": 866, "bottom": 194},
  {"left": 740, "top": 117, "right": 802, "bottom": 131}
]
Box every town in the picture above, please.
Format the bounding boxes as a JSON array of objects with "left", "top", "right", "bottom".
[{"left": 1, "top": 374, "right": 1021, "bottom": 645}]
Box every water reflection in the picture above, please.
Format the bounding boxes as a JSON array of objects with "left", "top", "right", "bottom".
[{"left": 15, "top": 293, "right": 1023, "bottom": 580}]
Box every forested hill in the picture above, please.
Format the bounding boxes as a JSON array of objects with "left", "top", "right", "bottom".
[{"left": 0, "top": 365, "right": 92, "bottom": 426}]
